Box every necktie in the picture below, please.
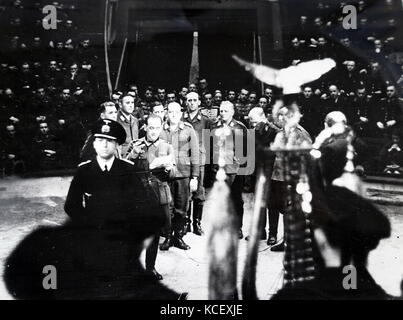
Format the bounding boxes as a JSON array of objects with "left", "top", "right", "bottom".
[{"left": 104, "top": 165, "right": 108, "bottom": 173}]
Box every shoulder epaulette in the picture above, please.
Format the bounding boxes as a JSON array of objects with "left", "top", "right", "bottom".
[
  {"left": 121, "top": 159, "right": 134, "bottom": 165},
  {"left": 78, "top": 160, "right": 91, "bottom": 167}
]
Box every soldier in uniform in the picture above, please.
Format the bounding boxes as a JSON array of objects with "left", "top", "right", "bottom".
[
  {"left": 211, "top": 101, "right": 248, "bottom": 239},
  {"left": 375, "top": 85, "right": 403, "bottom": 138},
  {"left": 126, "top": 114, "right": 177, "bottom": 277},
  {"left": 117, "top": 93, "right": 139, "bottom": 157},
  {"left": 80, "top": 101, "right": 118, "bottom": 161},
  {"left": 182, "top": 92, "right": 212, "bottom": 235},
  {"left": 160, "top": 102, "right": 199, "bottom": 250},
  {"left": 4, "top": 119, "right": 184, "bottom": 299}
]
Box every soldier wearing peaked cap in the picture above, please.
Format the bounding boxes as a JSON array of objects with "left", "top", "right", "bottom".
[
  {"left": 65, "top": 119, "right": 160, "bottom": 230},
  {"left": 4, "top": 119, "right": 184, "bottom": 299}
]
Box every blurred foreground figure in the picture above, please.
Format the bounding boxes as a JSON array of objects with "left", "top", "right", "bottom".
[
  {"left": 4, "top": 120, "right": 184, "bottom": 300},
  {"left": 271, "top": 113, "right": 400, "bottom": 300}
]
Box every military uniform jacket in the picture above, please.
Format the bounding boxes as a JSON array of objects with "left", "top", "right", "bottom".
[
  {"left": 64, "top": 158, "right": 148, "bottom": 228},
  {"left": 211, "top": 118, "right": 248, "bottom": 175},
  {"left": 377, "top": 97, "right": 403, "bottom": 124},
  {"left": 117, "top": 110, "right": 139, "bottom": 156},
  {"left": 182, "top": 110, "right": 212, "bottom": 165},
  {"left": 160, "top": 121, "right": 200, "bottom": 179}
]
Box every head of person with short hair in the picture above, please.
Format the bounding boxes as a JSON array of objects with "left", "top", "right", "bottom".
[
  {"left": 119, "top": 94, "right": 135, "bottom": 116},
  {"left": 238, "top": 88, "right": 249, "bottom": 102},
  {"left": 152, "top": 103, "right": 166, "bottom": 121},
  {"left": 199, "top": 78, "right": 208, "bottom": 90},
  {"left": 291, "top": 37, "right": 300, "bottom": 48},
  {"left": 92, "top": 120, "right": 126, "bottom": 161},
  {"left": 166, "top": 92, "right": 176, "bottom": 104},
  {"left": 186, "top": 92, "right": 201, "bottom": 113},
  {"left": 303, "top": 86, "right": 313, "bottom": 99},
  {"left": 167, "top": 102, "right": 183, "bottom": 125},
  {"left": 49, "top": 60, "right": 58, "bottom": 71},
  {"left": 146, "top": 114, "right": 163, "bottom": 143},
  {"left": 386, "top": 85, "right": 396, "bottom": 98},
  {"left": 219, "top": 101, "right": 235, "bottom": 124},
  {"left": 258, "top": 97, "right": 268, "bottom": 108},
  {"left": 179, "top": 86, "right": 189, "bottom": 99},
  {"left": 203, "top": 92, "right": 213, "bottom": 107},
  {"left": 328, "top": 85, "right": 340, "bottom": 100},
  {"left": 6, "top": 124, "right": 16, "bottom": 138},
  {"left": 346, "top": 60, "right": 356, "bottom": 72},
  {"left": 213, "top": 92, "right": 223, "bottom": 105},
  {"left": 61, "top": 88, "right": 71, "bottom": 101},
  {"left": 264, "top": 87, "right": 273, "bottom": 99},
  {"left": 248, "top": 107, "right": 267, "bottom": 128},
  {"left": 39, "top": 122, "right": 49, "bottom": 135},
  {"left": 226, "top": 90, "right": 236, "bottom": 102},
  {"left": 275, "top": 103, "right": 302, "bottom": 130},
  {"left": 99, "top": 101, "right": 118, "bottom": 121},
  {"left": 144, "top": 87, "right": 154, "bottom": 101},
  {"left": 157, "top": 88, "right": 166, "bottom": 101},
  {"left": 248, "top": 92, "right": 257, "bottom": 104},
  {"left": 189, "top": 83, "right": 197, "bottom": 93},
  {"left": 318, "top": 37, "right": 327, "bottom": 47},
  {"left": 324, "top": 111, "right": 347, "bottom": 129},
  {"left": 36, "top": 87, "right": 46, "bottom": 98},
  {"left": 21, "top": 62, "right": 30, "bottom": 73}
]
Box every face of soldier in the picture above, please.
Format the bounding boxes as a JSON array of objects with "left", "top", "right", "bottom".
[
  {"left": 39, "top": 123, "right": 49, "bottom": 135},
  {"left": 318, "top": 37, "right": 326, "bottom": 46},
  {"left": 152, "top": 104, "right": 166, "bottom": 121},
  {"left": 220, "top": 103, "right": 234, "bottom": 123},
  {"left": 258, "top": 98, "right": 268, "bottom": 107},
  {"left": 145, "top": 90, "right": 153, "bottom": 100},
  {"left": 157, "top": 89, "right": 166, "bottom": 101},
  {"left": 6, "top": 125, "right": 16, "bottom": 137},
  {"left": 265, "top": 88, "right": 273, "bottom": 98},
  {"left": 62, "top": 89, "right": 70, "bottom": 100},
  {"left": 199, "top": 79, "right": 207, "bottom": 90},
  {"left": 303, "top": 87, "right": 313, "bottom": 98},
  {"left": 186, "top": 93, "right": 201, "bottom": 112},
  {"left": 227, "top": 91, "right": 236, "bottom": 101},
  {"left": 189, "top": 84, "right": 197, "bottom": 92},
  {"left": 93, "top": 137, "right": 117, "bottom": 160},
  {"left": 204, "top": 94, "right": 213, "bottom": 107},
  {"left": 346, "top": 62, "right": 355, "bottom": 72},
  {"left": 180, "top": 87, "right": 188, "bottom": 98},
  {"left": 239, "top": 89, "right": 249, "bottom": 102},
  {"left": 386, "top": 87, "right": 396, "bottom": 98},
  {"left": 214, "top": 93, "right": 222, "bottom": 104},
  {"left": 248, "top": 93, "right": 257, "bottom": 103},
  {"left": 166, "top": 93, "right": 176, "bottom": 103},
  {"left": 49, "top": 61, "right": 57, "bottom": 70},
  {"left": 120, "top": 96, "right": 134, "bottom": 115},
  {"left": 146, "top": 117, "right": 163, "bottom": 142},
  {"left": 37, "top": 88, "right": 45, "bottom": 97},
  {"left": 329, "top": 86, "right": 339, "bottom": 99},
  {"left": 167, "top": 103, "right": 182, "bottom": 125},
  {"left": 101, "top": 105, "right": 118, "bottom": 121}
]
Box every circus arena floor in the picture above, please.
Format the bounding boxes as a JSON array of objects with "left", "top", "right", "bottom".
[{"left": 0, "top": 175, "right": 402, "bottom": 300}]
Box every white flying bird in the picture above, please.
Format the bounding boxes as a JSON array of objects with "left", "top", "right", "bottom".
[{"left": 232, "top": 55, "right": 336, "bottom": 94}]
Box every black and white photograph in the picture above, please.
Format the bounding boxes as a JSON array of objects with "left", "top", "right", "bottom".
[{"left": 0, "top": 0, "right": 403, "bottom": 307}]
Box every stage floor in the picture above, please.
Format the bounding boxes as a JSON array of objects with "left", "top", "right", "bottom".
[{"left": 0, "top": 176, "right": 402, "bottom": 300}]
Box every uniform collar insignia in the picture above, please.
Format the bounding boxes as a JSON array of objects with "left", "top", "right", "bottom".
[
  {"left": 183, "top": 113, "right": 189, "bottom": 119},
  {"left": 163, "top": 122, "right": 169, "bottom": 130},
  {"left": 197, "top": 113, "right": 202, "bottom": 120}
]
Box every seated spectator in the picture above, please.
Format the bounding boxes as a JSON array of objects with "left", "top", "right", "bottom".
[
  {"left": 0, "top": 124, "right": 27, "bottom": 175},
  {"left": 379, "top": 134, "right": 403, "bottom": 175},
  {"left": 375, "top": 85, "right": 403, "bottom": 137},
  {"left": 247, "top": 91, "right": 257, "bottom": 105},
  {"left": 33, "top": 122, "right": 61, "bottom": 171}
]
